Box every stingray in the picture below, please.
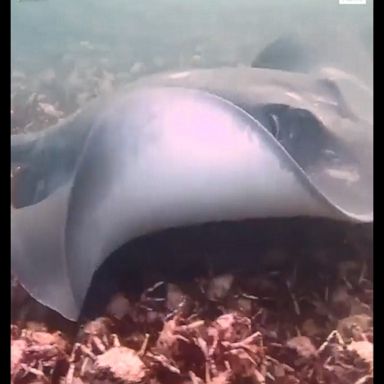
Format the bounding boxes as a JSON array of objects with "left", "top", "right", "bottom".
[{"left": 11, "top": 38, "right": 373, "bottom": 320}]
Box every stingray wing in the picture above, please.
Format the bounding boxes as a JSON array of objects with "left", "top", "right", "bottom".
[{"left": 65, "top": 88, "right": 356, "bottom": 318}]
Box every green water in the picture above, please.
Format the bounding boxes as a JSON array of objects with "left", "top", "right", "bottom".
[{"left": 11, "top": 0, "right": 372, "bottom": 75}]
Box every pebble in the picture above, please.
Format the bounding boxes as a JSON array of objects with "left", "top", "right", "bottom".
[
  {"left": 106, "top": 293, "right": 131, "bottom": 320},
  {"left": 286, "top": 336, "right": 317, "bottom": 359},
  {"left": 207, "top": 274, "right": 234, "bottom": 301},
  {"left": 166, "top": 283, "right": 185, "bottom": 311}
]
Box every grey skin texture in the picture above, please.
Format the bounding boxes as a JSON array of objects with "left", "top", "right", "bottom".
[{"left": 11, "top": 64, "right": 372, "bottom": 321}]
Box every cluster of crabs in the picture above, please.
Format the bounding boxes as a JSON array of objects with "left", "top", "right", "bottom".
[{"left": 11, "top": 295, "right": 373, "bottom": 384}]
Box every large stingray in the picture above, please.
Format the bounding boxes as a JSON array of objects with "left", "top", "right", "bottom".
[{"left": 11, "top": 39, "right": 373, "bottom": 320}]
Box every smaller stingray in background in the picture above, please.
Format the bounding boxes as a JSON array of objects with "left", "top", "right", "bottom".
[{"left": 11, "top": 36, "right": 373, "bottom": 321}]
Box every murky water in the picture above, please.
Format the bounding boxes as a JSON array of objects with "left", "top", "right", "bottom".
[
  {"left": 11, "top": 0, "right": 373, "bottom": 134},
  {"left": 11, "top": 0, "right": 372, "bottom": 84}
]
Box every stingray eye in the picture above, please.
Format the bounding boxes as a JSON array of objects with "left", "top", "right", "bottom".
[
  {"left": 279, "top": 109, "right": 317, "bottom": 146},
  {"left": 11, "top": 164, "right": 45, "bottom": 209},
  {"left": 265, "top": 108, "right": 331, "bottom": 171}
]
